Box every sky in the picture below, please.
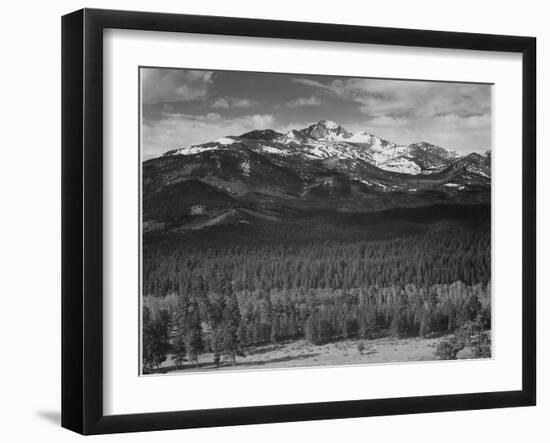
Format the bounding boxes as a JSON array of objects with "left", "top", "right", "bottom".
[{"left": 141, "top": 67, "right": 492, "bottom": 160}]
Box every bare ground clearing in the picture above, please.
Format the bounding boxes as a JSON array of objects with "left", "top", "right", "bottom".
[{"left": 160, "top": 334, "right": 456, "bottom": 374}]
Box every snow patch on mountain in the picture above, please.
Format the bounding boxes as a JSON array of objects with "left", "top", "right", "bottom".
[
  {"left": 322, "top": 133, "right": 346, "bottom": 142},
  {"left": 241, "top": 160, "right": 251, "bottom": 176},
  {"left": 303, "top": 142, "right": 350, "bottom": 159},
  {"left": 168, "top": 136, "right": 236, "bottom": 156},
  {"left": 355, "top": 178, "right": 389, "bottom": 190},
  {"left": 346, "top": 131, "right": 383, "bottom": 145},
  {"left": 261, "top": 145, "right": 291, "bottom": 156},
  {"left": 466, "top": 167, "right": 490, "bottom": 178},
  {"left": 279, "top": 130, "right": 309, "bottom": 145},
  {"left": 216, "top": 137, "right": 236, "bottom": 145},
  {"left": 171, "top": 145, "right": 219, "bottom": 156},
  {"left": 380, "top": 157, "right": 422, "bottom": 175},
  {"left": 356, "top": 142, "right": 422, "bottom": 174},
  {"left": 444, "top": 183, "right": 466, "bottom": 191},
  {"left": 287, "top": 137, "right": 425, "bottom": 175},
  {"left": 323, "top": 120, "right": 339, "bottom": 129}
]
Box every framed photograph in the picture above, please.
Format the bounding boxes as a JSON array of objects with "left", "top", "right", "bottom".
[{"left": 62, "top": 8, "right": 536, "bottom": 435}]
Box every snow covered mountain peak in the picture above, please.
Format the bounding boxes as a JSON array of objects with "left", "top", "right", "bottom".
[
  {"left": 301, "top": 120, "right": 352, "bottom": 141},
  {"left": 285, "top": 129, "right": 304, "bottom": 138},
  {"left": 408, "top": 141, "right": 462, "bottom": 160},
  {"left": 319, "top": 120, "right": 339, "bottom": 129},
  {"left": 345, "top": 131, "right": 391, "bottom": 147},
  {"left": 278, "top": 129, "right": 311, "bottom": 144},
  {"left": 161, "top": 120, "right": 475, "bottom": 176}
]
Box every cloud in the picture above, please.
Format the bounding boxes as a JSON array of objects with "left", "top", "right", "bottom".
[
  {"left": 364, "top": 115, "right": 410, "bottom": 127},
  {"left": 286, "top": 96, "right": 321, "bottom": 108},
  {"left": 212, "top": 97, "right": 256, "bottom": 109},
  {"left": 141, "top": 69, "right": 214, "bottom": 104},
  {"left": 142, "top": 113, "right": 276, "bottom": 159},
  {"left": 352, "top": 111, "right": 492, "bottom": 153},
  {"left": 294, "top": 76, "right": 490, "bottom": 119},
  {"left": 249, "top": 114, "right": 276, "bottom": 128},
  {"left": 294, "top": 76, "right": 492, "bottom": 152}
]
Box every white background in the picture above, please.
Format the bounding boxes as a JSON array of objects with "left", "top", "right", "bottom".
[{"left": 0, "top": 0, "right": 547, "bottom": 441}]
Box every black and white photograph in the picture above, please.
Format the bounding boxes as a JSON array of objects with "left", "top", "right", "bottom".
[
  {"left": 0, "top": 0, "right": 544, "bottom": 439},
  {"left": 140, "top": 67, "right": 492, "bottom": 374}
]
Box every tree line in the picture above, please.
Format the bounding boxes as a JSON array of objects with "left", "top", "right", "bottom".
[{"left": 143, "top": 230, "right": 490, "bottom": 296}]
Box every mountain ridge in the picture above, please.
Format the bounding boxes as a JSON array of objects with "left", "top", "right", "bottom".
[
  {"left": 161, "top": 119, "right": 486, "bottom": 176},
  {"left": 144, "top": 120, "right": 491, "bottom": 232}
]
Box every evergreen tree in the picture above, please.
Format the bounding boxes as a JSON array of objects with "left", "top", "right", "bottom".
[
  {"left": 142, "top": 307, "right": 169, "bottom": 373},
  {"left": 390, "top": 305, "right": 406, "bottom": 337},
  {"left": 318, "top": 319, "right": 335, "bottom": 344},
  {"left": 237, "top": 320, "right": 248, "bottom": 348},
  {"left": 270, "top": 314, "right": 280, "bottom": 343},
  {"left": 221, "top": 296, "right": 241, "bottom": 365},
  {"left": 210, "top": 327, "right": 224, "bottom": 368},
  {"left": 305, "top": 312, "right": 320, "bottom": 344},
  {"left": 184, "top": 304, "right": 204, "bottom": 368},
  {"left": 169, "top": 311, "right": 186, "bottom": 369}
]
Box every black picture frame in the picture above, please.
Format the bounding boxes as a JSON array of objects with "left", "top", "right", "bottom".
[{"left": 62, "top": 8, "right": 536, "bottom": 435}]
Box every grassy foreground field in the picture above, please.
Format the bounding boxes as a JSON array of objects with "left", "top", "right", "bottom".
[{"left": 159, "top": 334, "right": 460, "bottom": 373}]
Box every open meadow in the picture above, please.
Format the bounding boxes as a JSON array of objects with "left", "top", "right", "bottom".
[{"left": 157, "top": 332, "right": 486, "bottom": 374}]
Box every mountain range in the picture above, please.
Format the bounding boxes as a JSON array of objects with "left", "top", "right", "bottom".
[{"left": 143, "top": 120, "right": 491, "bottom": 232}]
